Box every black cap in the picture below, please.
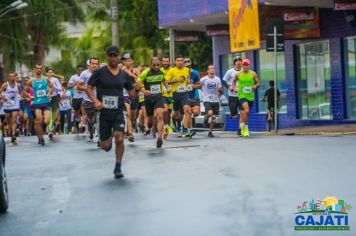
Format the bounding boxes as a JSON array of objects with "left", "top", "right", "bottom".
[
  {"left": 121, "top": 53, "right": 132, "bottom": 60},
  {"left": 233, "top": 56, "right": 243, "bottom": 63},
  {"left": 106, "top": 46, "right": 120, "bottom": 55}
]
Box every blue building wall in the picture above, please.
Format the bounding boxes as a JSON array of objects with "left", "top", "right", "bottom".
[
  {"left": 157, "top": 1, "right": 356, "bottom": 131},
  {"left": 158, "top": 0, "right": 227, "bottom": 27},
  {"left": 224, "top": 9, "right": 356, "bottom": 131}
]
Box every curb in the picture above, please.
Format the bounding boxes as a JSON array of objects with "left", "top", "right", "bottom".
[{"left": 281, "top": 131, "right": 356, "bottom": 136}]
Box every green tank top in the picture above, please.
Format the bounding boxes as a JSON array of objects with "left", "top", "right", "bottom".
[{"left": 238, "top": 70, "right": 255, "bottom": 101}]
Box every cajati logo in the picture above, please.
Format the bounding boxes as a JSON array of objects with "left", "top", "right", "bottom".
[{"left": 294, "top": 197, "right": 352, "bottom": 231}]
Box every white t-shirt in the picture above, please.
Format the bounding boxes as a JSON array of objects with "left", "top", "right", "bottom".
[
  {"left": 222, "top": 67, "right": 240, "bottom": 97},
  {"left": 79, "top": 69, "right": 94, "bottom": 102},
  {"left": 50, "top": 77, "right": 63, "bottom": 97},
  {"left": 200, "top": 75, "right": 222, "bottom": 103},
  {"left": 59, "top": 90, "right": 72, "bottom": 111},
  {"left": 68, "top": 74, "right": 83, "bottom": 99}
]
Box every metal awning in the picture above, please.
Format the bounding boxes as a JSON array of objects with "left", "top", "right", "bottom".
[{"left": 160, "top": 0, "right": 334, "bottom": 31}]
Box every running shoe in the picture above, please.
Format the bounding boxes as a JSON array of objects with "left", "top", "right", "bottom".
[
  {"left": 156, "top": 138, "right": 163, "bottom": 148},
  {"left": 40, "top": 138, "right": 45, "bottom": 146},
  {"left": 182, "top": 130, "right": 192, "bottom": 138},
  {"left": 167, "top": 126, "right": 174, "bottom": 134},
  {"left": 237, "top": 128, "right": 242, "bottom": 137},
  {"left": 128, "top": 134, "right": 135, "bottom": 142},
  {"left": 11, "top": 136, "right": 16, "bottom": 143},
  {"left": 190, "top": 129, "right": 197, "bottom": 137},
  {"left": 208, "top": 132, "right": 215, "bottom": 138},
  {"left": 113, "top": 163, "right": 124, "bottom": 179},
  {"left": 144, "top": 129, "right": 150, "bottom": 136},
  {"left": 244, "top": 126, "right": 250, "bottom": 137},
  {"left": 48, "top": 132, "right": 54, "bottom": 140}
]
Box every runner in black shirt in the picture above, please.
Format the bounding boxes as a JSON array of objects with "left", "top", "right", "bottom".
[
  {"left": 87, "top": 46, "right": 137, "bottom": 179},
  {"left": 262, "top": 80, "right": 280, "bottom": 121}
]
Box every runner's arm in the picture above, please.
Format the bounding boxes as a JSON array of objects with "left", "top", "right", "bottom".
[
  {"left": 0, "top": 84, "right": 6, "bottom": 100},
  {"left": 216, "top": 80, "right": 223, "bottom": 96},
  {"left": 222, "top": 70, "right": 232, "bottom": 89},
  {"left": 86, "top": 85, "right": 100, "bottom": 104},
  {"left": 77, "top": 73, "right": 87, "bottom": 91},
  {"left": 77, "top": 81, "right": 85, "bottom": 92},
  {"left": 232, "top": 73, "right": 239, "bottom": 92},
  {"left": 193, "top": 80, "right": 201, "bottom": 89},
  {"left": 67, "top": 76, "right": 76, "bottom": 89},
  {"left": 22, "top": 80, "right": 32, "bottom": 100},
  {"left": 46, "top": 79, "right": 55, "bottom": 96},
  {"left": 252, "top": 72, "right": 260, "bottom": 90},
  {"left": 162, "top": 79, "right": 171, "bottom": 92}
]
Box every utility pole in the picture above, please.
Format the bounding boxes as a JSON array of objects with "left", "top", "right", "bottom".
[
  {"left": 169, "top": 29, "right": 175, "bottom": 67},
  {"left": 111, "top": 0, "right": 119, "bottom": 47}
]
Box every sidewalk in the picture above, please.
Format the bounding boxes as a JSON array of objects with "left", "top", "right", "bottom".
[{"left": 278, "top": 124, "right": 356, "bottom": 135}]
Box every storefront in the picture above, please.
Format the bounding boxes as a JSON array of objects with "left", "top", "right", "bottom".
[{"left": 158, "top": 0, "right": 356, "bottom": 131}]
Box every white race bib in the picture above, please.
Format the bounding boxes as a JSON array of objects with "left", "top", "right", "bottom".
[
  {"left": 139, "top": 92, "right": 145, "bottom": 99},
  {"left": 187, "top": 84, "right": 193, "bottom": 91},
  {"left": 103, "top": 95, "right": 118, "bottom": 109},
  {"left": 5, "top": 98, "right": 15, "bottom": 106},
  {"left": 243, "top": 87, "right": 252, "bottom": 93},
  {"left": 206, "top": 94, "right": 218, "bottom": 102},
  {"left": 177, "top": 85, "right": 186, "bottom": 93},
  {"left": 123, "top": 89, "right": 129, "bottom": 97},
  {"left": 150, "top": 84, "right": 161, "bottom": 94},
  {"left": 62, "top": 99, "right": 70, "bottom": 107},
  {"left": 37, "top": 89, "right": 46, "bottom": 97}
]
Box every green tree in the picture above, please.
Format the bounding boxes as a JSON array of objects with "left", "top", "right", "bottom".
[
  {"left": 176, "top": 33, "right": 213, "bottom": 72},
  {"left": 0, "top": 0, "right": 30, "bottom": 81},
  {"left": 25, "top": 0, "right": 84, "bottom": 64}
]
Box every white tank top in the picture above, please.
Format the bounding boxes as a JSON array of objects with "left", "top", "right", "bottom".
[{"left": 3, "top": 82, "right": 20, "bottom": 110}]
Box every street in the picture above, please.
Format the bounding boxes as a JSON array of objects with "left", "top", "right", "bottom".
[{"left": 0, "top": 133, "right": 355, "bottom": 236}]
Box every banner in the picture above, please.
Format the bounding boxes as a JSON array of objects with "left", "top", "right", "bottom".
[
  {"left": 284, "top": 8, "right": 320, "bottom": 39},
  {"left": 229, "top": 0, "right": 260, "bottom": 52}
]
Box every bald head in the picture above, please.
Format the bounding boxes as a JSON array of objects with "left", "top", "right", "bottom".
[{"left": 151, "top": 57, "right": 160, "bottom": 71}]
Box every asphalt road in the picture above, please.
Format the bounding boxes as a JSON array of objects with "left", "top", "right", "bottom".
[{"left": 0, "top": 132, "right": 355, "bottom": 236}]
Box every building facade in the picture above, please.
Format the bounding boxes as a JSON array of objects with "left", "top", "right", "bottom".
[{"left": 158, "top": 0, "right": 356, "bottom": 131}]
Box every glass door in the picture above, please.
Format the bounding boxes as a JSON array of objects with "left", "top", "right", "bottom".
[
  {"left": 344, "top": 36, "right": 356, "bottom": 119},
  {"left": 297, "top": 41, "right": 332, "bottom": 120}
]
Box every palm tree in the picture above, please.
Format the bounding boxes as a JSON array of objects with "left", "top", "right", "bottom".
[
  {"left": 25, "top": 0, "right": 84, "bottom": 64},
  {"left": 0, "top": 0, "right": 29, "bottom": 81}
]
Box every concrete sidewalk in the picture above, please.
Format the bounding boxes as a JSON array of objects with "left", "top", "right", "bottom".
[{"left": 278, "top": 124, "right": 356, "bottom": 135}]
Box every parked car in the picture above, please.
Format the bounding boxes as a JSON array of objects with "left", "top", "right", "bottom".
[
  {"left": 193, "top": 90, "right": 227, "bottom": 129},
  {"left": 0, "top": 135, "right": 8, "bottom": 213}
]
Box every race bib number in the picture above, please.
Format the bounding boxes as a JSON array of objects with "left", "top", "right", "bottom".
[
  {"left": 206, "top": 94, "right": 218, "bottom": 102},
  {"left": 103, "top": 96, "right": 118, "bottom": 109},
  {"left": 150, "top": 84, "right": 161, "bottom": 94},
  {"left": 243, "top": 87, "right": 252, "bottom": 94},
  {"left": 62, "top": 99, "right": 70, "bottom": 107},
  {"left": 177, "top": 85, "right": 186, "bottom": 93},
  {"left": 123, "top": 89, "right": 129, "bottom": 97},
  {"left": 139, "top": 92, "right": 145, "bottom": 99},
  {"left": 5, "top": 98, "right": 15, "bottom": 106},
  {"left": 187, "top": 84, "right": 193, "bottom": 91},
  {"left": 37, "top": 89, "right": 46, "bottom": 97}
]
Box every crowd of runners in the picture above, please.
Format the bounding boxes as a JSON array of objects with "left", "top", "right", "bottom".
[{"left": 0, "top": 46, "right": 262, "bottom": 178}]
